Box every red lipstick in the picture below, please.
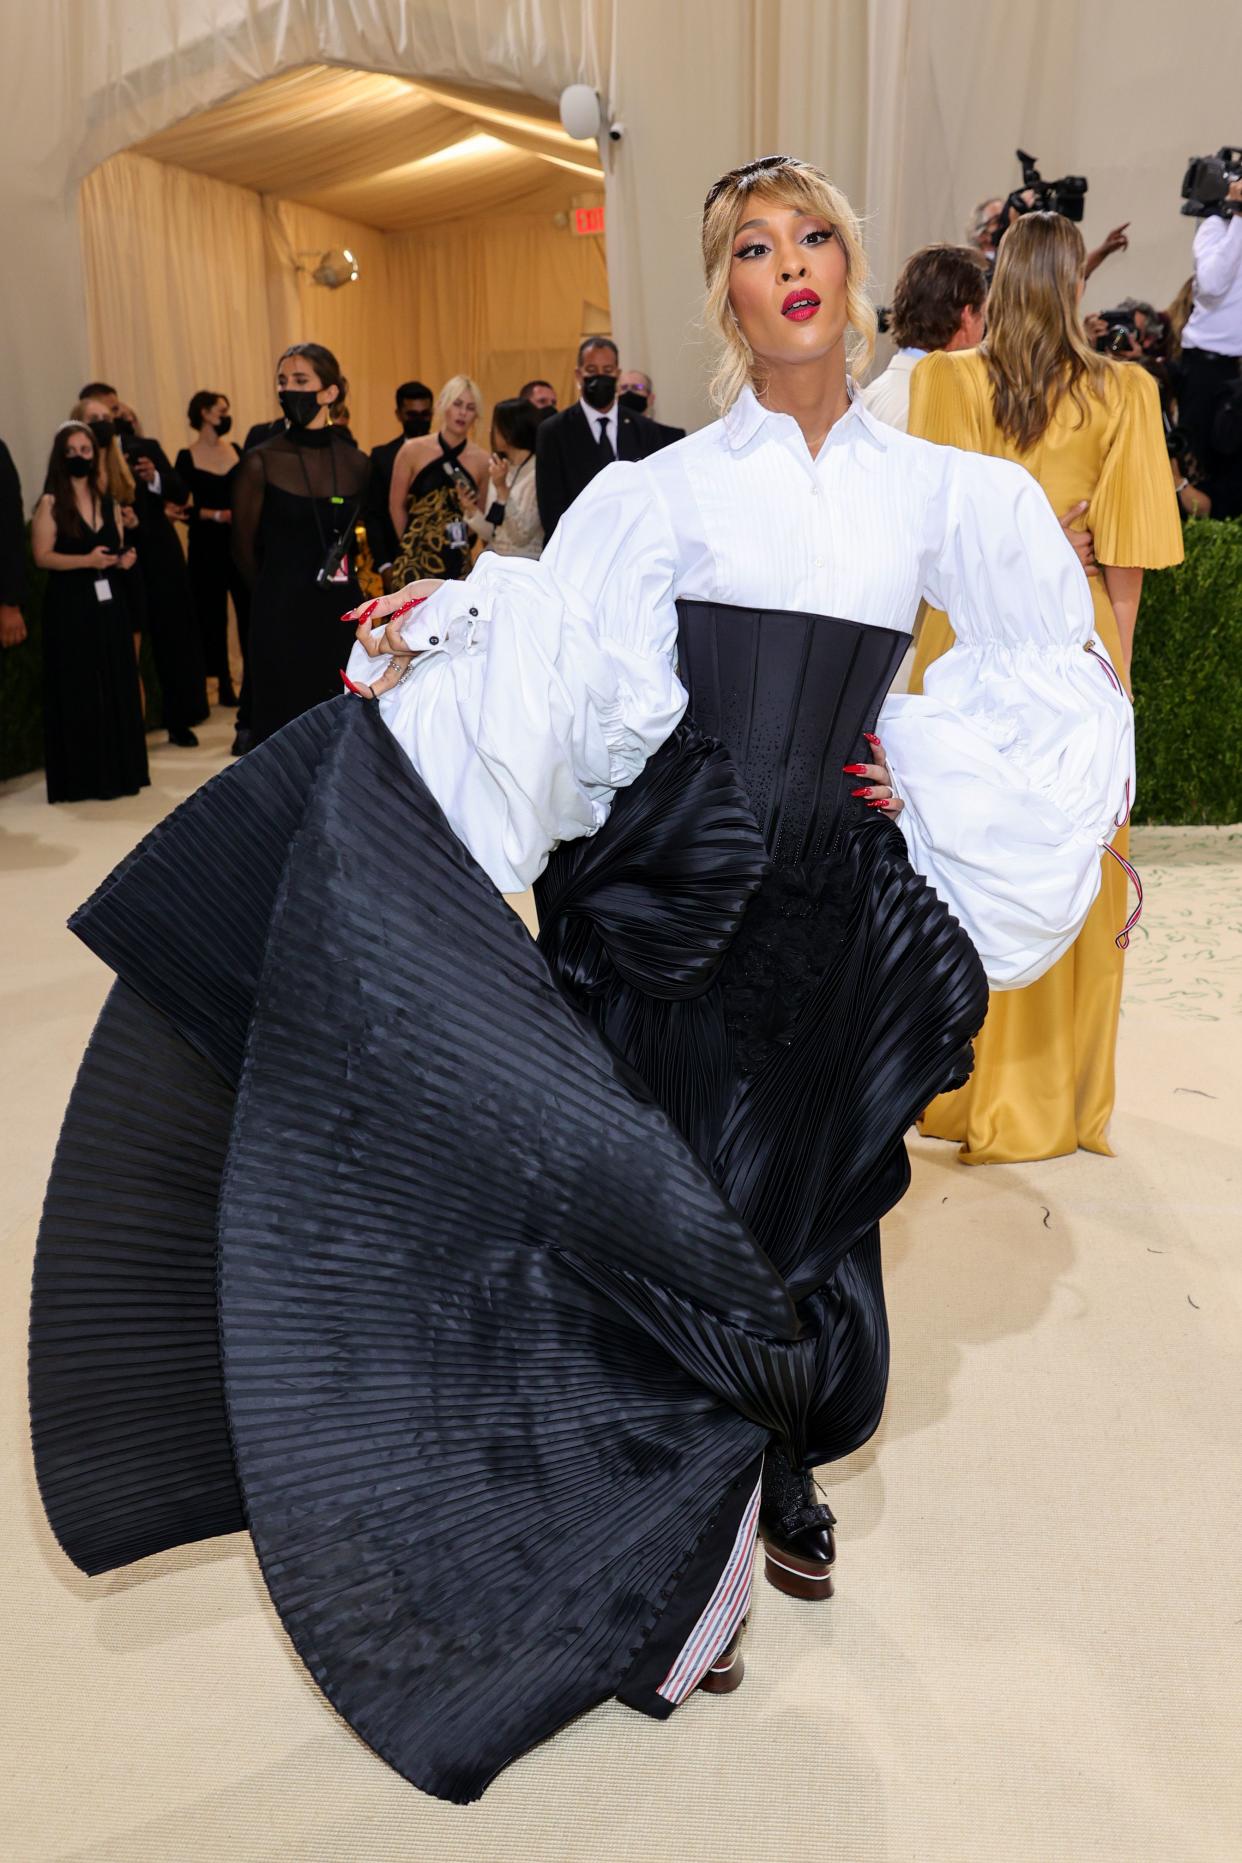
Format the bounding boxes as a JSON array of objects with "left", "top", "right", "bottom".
[{"left": 782, "top": 288, "right": 821, "bottom": 321}]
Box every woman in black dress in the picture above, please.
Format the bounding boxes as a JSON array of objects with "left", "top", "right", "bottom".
[
  {"left": 75, "top": 389, "right": 207, "bottom": 748},
  {"left": 31, "top": 421, "right": 148, "bottom": 802},
  {"left": 387, "top": 374, "right": 490, "bottom": 587},
  {"left": 31, "top": 160, "right": 1136, "bottom": 1801},
  {"left": 230, "top": 345, "right": 368, "bottom": 747},
  {"left": 175, "top": 392, "right": 249, "bottom": 708}
]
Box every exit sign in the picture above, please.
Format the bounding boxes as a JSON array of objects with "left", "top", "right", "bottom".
[{"left": 572, "top": 205, "right": 605, "bottom": 236}]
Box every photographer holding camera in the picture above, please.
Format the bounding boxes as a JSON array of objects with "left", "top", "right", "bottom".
[{"left": 1177, "top": 165, "right": 1242, "bottom": 504}]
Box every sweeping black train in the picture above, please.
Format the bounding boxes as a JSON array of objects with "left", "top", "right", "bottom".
[{"left": 29, "top": 600, "right": 987, "bottom": 1801}]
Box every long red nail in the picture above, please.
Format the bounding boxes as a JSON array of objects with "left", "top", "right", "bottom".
[
  {"left": 863, "top": 732, "right": 881, "bottom": 747},
  {"left": 866, "top": 798, "right": 890, "bottom": 809},
  {"left": 340, "top": 669, "right": 365, "bottom": 695},
  {"left": 851, "top": 786, "right": 870, "bottom": 797},
  {"left": 842, "top": 763, "right": 868, "bottom": 775},
  {"left": 393, "top": 594, "right": 428, "bottom": 617}
]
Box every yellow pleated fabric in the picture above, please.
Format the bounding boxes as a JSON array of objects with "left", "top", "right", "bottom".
[{"left": 907, "top": 350, "right": 1183, "bottom": 1163}]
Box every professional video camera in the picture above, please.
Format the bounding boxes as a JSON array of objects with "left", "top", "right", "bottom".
[
  {"left": 1091, "top": 306, "right": 1169, "bottom": 358},
  {"left": 1005, "top": 149, "right": 1088, "bottom": 225},
  {"left": 1181, "top": 148, "right": 1242, "bottom": 218}
]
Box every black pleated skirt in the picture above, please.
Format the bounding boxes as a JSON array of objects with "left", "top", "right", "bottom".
[{"left": 29, "top": 694, "right": 986, "bottom": 1802}]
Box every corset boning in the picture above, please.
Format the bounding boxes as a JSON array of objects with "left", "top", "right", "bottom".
[{"left": 675, "top": 599, "right": 911, "bottom": 867}]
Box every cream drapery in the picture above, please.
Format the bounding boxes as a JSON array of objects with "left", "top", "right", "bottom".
[
  {"left": 77, "top": 149, "right": 608, "bottom": 461},
  {"left": 77, "top": 153, "right": 275, "bottom": 450},
  {"left": 386, "top": 212, "right": 609, "bottom": 422},
  {"left": 5, "top": 0, "right": 1242, "bottom": 495}
]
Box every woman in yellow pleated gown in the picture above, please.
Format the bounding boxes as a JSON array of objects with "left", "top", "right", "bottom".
[{"left": 907, "top": 212, "right": 1183, "bottom": 1163}]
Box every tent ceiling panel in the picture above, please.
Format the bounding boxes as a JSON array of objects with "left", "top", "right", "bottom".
[
  {"left": 130, "top": 62, "right": 602, "bottom": 230},
  {"left": 299, "top": 134, "right": 587, "bottom": 231}
]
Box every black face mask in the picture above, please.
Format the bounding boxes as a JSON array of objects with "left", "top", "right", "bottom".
[
  {"left": 618, "top": 389, "right": 649, "bottom": 415},
  {"left": 214, "top": 414, "right": 233, "bottom": 437},
  {"left": 402, "top": 412, "right": 431, "bottom": 439},
  {"left": 113, "top": 415, "right": 135, "bottom": 438},
  {"left": 65, "top": 456, "right": 95, "bottom": 479},
  {"left": 581, "top": 373, "right": 617, "bottom": 411},
  {"left": 278, "top": 388, "right": 323, "bottom": 428},
  {"left": 88, "top": 418, "right": 114, "bottom": 447}
]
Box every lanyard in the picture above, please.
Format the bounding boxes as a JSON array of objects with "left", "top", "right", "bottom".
[{"left": 292, "top": 434, "right": 344, "bottom": 558}]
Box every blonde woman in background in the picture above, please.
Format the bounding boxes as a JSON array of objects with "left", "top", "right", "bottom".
[
  {"left": 388, "top": 374, "right": 489, "bottom": 586},
  {"left": 908, "top": 211, "right": 1184, "bottom": 1165}
]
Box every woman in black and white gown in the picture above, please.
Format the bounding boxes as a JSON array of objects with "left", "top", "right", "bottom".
[{"left": 31, "top": 158, "right": 1133, "bottom": 1804}]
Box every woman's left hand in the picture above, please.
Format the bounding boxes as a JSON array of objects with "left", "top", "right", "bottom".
[
  {"left": 117, "top": 548, "right": 137, "bottom": 571},
  {"left": 455, "top": 479, "right": 480, "bottom": 515},
  {"left": 843, "top": 733, "right": 903, "bottom": 814}
]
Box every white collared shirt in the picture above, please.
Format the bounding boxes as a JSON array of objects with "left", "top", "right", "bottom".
[
  {"left": 1182, "top": 215, "right": 1242, "bottom": 357},
  {"left": 349, "top": 382, "right": 1132, "bottom": 988},
  {"left": 578, "top": 396, "right": 619, "bottom": 456},
  {"left": 860, "top": 348, "right": 929, "bottom": 433}
]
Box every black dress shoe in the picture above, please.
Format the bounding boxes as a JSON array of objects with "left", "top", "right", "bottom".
[
  {"left": 168, "top": 728, "right": 199, "bottom": 748},
  {"left": 230, "top": 728, "right": 252, "bottom": 757},
  {"left": 759, "top": 1449, "right": 837, "bottom": 1601}
]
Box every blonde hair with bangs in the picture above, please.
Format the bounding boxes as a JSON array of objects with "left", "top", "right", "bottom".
[
  {"left": 702, "top": 156, "right": 877, "bottom": 413},
  {"left": 981, "top": 212, "right": 1115, "bottom": 452},
  {"left": 435, "top": 374, "right": 483, "bottom": 429}
]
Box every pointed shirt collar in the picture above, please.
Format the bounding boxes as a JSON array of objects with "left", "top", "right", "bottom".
[{"left": 722, "top": 380, "right": 891, "bottom": 456}]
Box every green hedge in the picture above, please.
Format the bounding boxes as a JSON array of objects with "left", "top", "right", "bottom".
[
  {"left": 1131, "top": 516, "right": 1242, "bottom": 824},
  {"left": 4, "top": 518, "right": 1241, "bottom": 822}
]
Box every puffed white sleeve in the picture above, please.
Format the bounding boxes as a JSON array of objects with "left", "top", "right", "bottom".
[
  {"left": 877, "top": 448, "right": 1135, "bottom": 990},
  {"left": 343, "top": 460, "right": 686, "bottom": 893}
]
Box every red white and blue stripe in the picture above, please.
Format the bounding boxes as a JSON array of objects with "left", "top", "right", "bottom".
[{"left": 657, "top": 1478, "right": 761, "bottom": 1704}]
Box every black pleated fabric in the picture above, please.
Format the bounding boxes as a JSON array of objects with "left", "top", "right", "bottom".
[
  {"left": 30, "top": 981, "right": 243, "bottom": 1574},
  {"left": 29, "top": 601, "right": 989, "bottom": 1803}
]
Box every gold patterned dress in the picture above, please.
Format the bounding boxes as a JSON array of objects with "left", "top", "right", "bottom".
[
  {"left": 391, "top": 436, "right": 477, "bottom": 588},
  {"left": 907, "top": 349, "right": 1183, "bottom": 1163}
]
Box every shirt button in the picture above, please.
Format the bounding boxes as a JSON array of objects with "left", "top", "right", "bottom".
[
  {"left": 814, "top": 556, "right": 825, "bottom": 568},
  {"left": 469, "top": 606, "right": 478, "bottom": 617},
  {"left": 810, "top": 484, "right": 821, "bottom": 496},
  {"left": 428, "top": 635, "right": 440, "bottom": 646}
]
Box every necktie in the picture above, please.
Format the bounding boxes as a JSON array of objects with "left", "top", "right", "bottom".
[{"left": 596, "top": 416, "right": 615, "bottom": 461}]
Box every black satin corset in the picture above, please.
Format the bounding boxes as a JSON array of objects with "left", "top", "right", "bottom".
[{"left": 675, "top": 600, "right": 911, "bottom": 867}]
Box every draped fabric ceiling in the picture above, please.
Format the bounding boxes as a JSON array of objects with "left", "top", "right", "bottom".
[
  {"left": 130, "top": 66, "right": 604, "bottom": 228},
  {"left": 3, "top": 0, "right": 1240, "bottom": 494}
]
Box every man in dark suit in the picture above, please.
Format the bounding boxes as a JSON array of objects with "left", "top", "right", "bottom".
[
  {"left": 535, "top": 337, "right": 684, "bottom": 541},
  {"left": 80, "top": 382, "right": 208, "bottom": 745},
  {"left": 364, "top": 379, "right": 434, "bottom": 587}
]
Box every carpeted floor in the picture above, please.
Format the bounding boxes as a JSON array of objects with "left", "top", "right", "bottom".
[{"left": 2, "top": 710, "right": 1239, "bottom": 1863}]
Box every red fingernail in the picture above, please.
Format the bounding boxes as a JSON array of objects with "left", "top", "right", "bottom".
[
  {"left": 842, "top": 763, "right": 868, "bottom": 775},
  {"left": 851, "top": 786, "right": 870, "bottom": 797},
  {"left": 394, "top": 595, "right": 428, "bottom": 617},
  {"left": 863, "top": 733, "right": 881, "bottom": 746},
  {"left": 866, "top": 798, "right": 889, "bottom": 809},
  {"left": 340, "top": 670, "right": 365, "bottom": 695}
]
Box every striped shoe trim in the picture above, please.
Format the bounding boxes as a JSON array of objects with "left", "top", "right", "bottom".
[{"left": 657, "top": 1478, "right": 761, "bottom": 1704}]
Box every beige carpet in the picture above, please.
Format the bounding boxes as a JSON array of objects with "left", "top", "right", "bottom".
[{"left": 3, "top": 712, "right": 1239, "bottom": 1863}]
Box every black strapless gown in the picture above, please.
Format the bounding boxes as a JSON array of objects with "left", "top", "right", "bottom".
[{"left": 29, "top": 601, "right": 987, "bottom": 1802}]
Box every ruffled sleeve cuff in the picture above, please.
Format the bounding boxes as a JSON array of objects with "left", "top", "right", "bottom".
[{"left": 879, "top": 633, "right": 1134, "bottom": 989}]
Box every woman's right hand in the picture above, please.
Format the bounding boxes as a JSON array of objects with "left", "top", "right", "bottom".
[
  {"left": 341, "top": 579, "right": 444, "bottom": 698},
  {"left": 86, "top": 545, "right": 118, "bottom": 571}
]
